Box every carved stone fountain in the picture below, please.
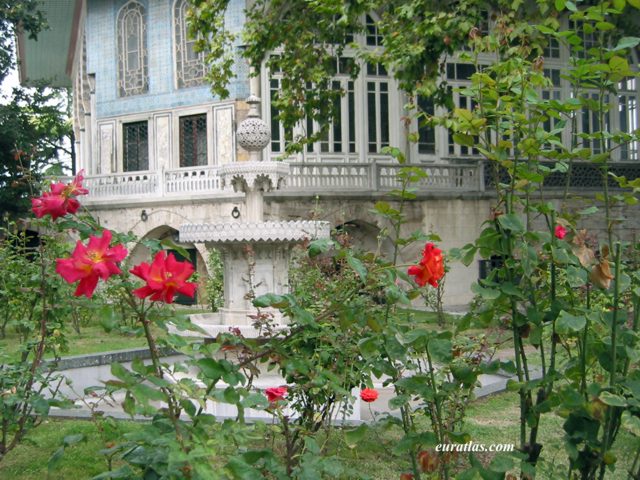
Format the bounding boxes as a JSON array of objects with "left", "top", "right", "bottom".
[{"left": 179, "top": 95, "right": 331, "bottom": 337}]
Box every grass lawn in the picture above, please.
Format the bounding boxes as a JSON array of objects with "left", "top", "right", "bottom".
[
  {"left": 2, "top": 392, "right": 639, "bottom": 479},
  {"left": 0, "top": 307, "right": 211, "bottom": 362}
]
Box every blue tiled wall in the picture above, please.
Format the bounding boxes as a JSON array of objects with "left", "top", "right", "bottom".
[{"left": 86, "top": 0, "right": 249, "bottom": 119}]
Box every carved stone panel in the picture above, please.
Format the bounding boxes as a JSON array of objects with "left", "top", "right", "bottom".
[
  {"left": 154, "top": 114, "right": 171, "bottom": 171},
  {"left": 98, "top": 122, "right": 115, "bottom": 174},
  {"left": 214, "top": 105, "right": 234, "bottom": 166}
]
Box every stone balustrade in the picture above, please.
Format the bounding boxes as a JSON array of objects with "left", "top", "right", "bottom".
[{"left": 64, "top": 161, "right": 484, "bottom": 203}]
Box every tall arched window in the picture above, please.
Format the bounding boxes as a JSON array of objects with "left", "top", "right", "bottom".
[
  {"left": 117, "top": 1, "right": 148, "bottom": 97},
  {"left": 174, "top": 0, "right": 206, "bottom": 88}
]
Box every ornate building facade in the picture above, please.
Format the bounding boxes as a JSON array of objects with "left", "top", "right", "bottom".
[{"left": 18, "top": 0, "right": 640, "bottom": 306}]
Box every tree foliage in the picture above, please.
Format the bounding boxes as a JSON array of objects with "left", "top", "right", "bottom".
[
  {"left": 0, "top": 4, "right": 72, "bottom": 219},
  {"left": 0, "top": 0, "right": 44, "bottom": 83},
  {"left": 0, "top": 87, "right": 71, "bottom": 219}
]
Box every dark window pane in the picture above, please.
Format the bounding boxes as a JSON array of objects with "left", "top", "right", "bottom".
[
  {"left": 348, "top": 82, "right": 356, "bottom": 153},
  {"left": 446, "top": 63, "right": 455, "bottom": 79},
  {"left": 332, "top": 81, "right": 342, "bottom": 152},
  {"left": 417, "top": 96, "right": 435, "bottom": 154},
  {"left": 367, "top": 82, "right": 377, "bottom": 153},
  {"left": 380, "top": 86, "right": 389, "bottom": 147},
  {"left": 458, "top": 64, "right": 476, "bottom": 80},
  {"left": 179, "top": 114, "right": 207, "bottom": 167},
  {"left": 123, "top": 121, "right": 149, "bottom": 171},
  {"left": 270, "top": 81, "right": 281, "bottom": 152}
]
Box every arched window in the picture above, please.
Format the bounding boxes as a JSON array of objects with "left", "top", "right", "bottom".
[
  {"left": 117, "top": 1, "right": 148, "bottom": 97},
  {"left": 174, "top": 0, "right": 206, "bottom": 88}
]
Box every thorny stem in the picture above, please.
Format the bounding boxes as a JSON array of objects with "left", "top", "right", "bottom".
[{"left": 597, "top": 243, "right": 622, "bottom": 480}]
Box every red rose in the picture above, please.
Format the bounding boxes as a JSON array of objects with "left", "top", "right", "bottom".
[
  {"left": 31, "top": 170, "right": 88, "bottom": 220},
  {"left": 55, "top": 230, "right": 128, "bottom": 298},
  {"left": 408, "top": 243, "right": 445, "bottom": 288},
  {"left": 400, "top": 474, "right": 415, "bottom": 480},
  {"left": 554, "top": 224, "right": 567, "bottom": 239},
  {"left": 265, "top": 386, "right": 287, "bottom": 403},
  {"left": 360, "top": 388, "right": 378, "bottom": 403},
  {"left": 130, "top": 251, "right": 197, "bottom": 304}
]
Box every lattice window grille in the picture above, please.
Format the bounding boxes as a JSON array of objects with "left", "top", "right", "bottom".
[
  {"left": 174, "top": 0, "right": 206, "bottom": 88},
  {"left": 117, "top": 1, "right": 148, "bottom": 97},
  {"left": 123, "top": 121, "right": 149, "bottom": 172},
  {"left": 179, "top": 114, "right": 208, "bottom": 167}
]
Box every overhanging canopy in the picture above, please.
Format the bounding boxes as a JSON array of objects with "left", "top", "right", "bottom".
[{"left": 17, "top": 0, "right": 80, "bottom": 88}]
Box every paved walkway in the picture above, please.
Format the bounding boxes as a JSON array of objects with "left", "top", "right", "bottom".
[{"left": 48, "top": 355, "right": 541, "bottom": 424}]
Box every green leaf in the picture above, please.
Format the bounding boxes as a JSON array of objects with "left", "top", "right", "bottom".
[
  {"left": 610, "top": 36, "right": 640, "bottom": 51},
  {"left": 131, "top": 383, "right": 166, "bottom": 403},
  {"left": 452, "top": 133, "right": 475, "bottom": 147},
  {"left": 622, "top": 411, "right": 640, "bottom": 436},
  {"left": 346, "top": 253, "right": 367, "bottom": 282},
  {"left": 197, "top": 358, "right": 226, "bottom": 381},
  {"left": 63, "top": 433, "right": 86, "bottom": 446},
  {"left": 428, "top": 338, "right": 453, "bottom": 363},
  {"left": 613, "top": 0, "right": 626, "bottom": 10},
  {"left": 358, "top": 337, "right": 380, "bottom": 359},
  {"left": 344, "top": 424, "right": 368, "bottom": 448},
  {"left": 471, "top": 282, "right": 501, "bottom": 300},
  {"left": 111, "top": 362, "right": 135, "bottom": 384},
  {"left": 596, "top": 21, "right": 615, "bottom": 31},
  {"left": 497, "top": 214, "right": 525, "bottom": 233},
  {"left": 253, "top": 293, "right": 289, "bottom": 308},
  {"left": 556, "top": 311, "right": 586, "bottom": 333},
  {"left": 48, "top": 447, "right": 65, "bottom": 472},
  {"left": 308, "top": 239, "right": 334, "bottom": 257},
  {"left": 579, "top": 206, "right": 599, "bottom": 215},
  {"left": 160, "top": 238, "right": 190, "bottom": 260},
  {"left": 600, "top": 391, "right": 627, "bottom": 407}
]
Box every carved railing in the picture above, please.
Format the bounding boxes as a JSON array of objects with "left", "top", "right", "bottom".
[
  {"left": 286, "top": 163, "right": 372, "bottom": 190},
  {"left": 285, "top": 161, "right": 482, "bottom": 192},
  {"left": 164, "top": 166, "right": 223, "bottom": 194},
  {"left": 67, "top": 161, "right": 484, "bottom": 202},
  {"left": 376, "top": 163, "right": 481, "bottom": 191},
  {"left": 82, "top": 171, "right": 159, "bottom": 199}
]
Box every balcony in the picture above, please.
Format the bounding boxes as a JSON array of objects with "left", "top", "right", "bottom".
[{"left": 72, "top": 160, "right": 484, "bottom": 205}]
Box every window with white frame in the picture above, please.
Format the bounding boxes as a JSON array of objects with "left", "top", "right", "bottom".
[
  {"left": 269, "top": 76, "right": 292, "bottom": 154},
  {"left": 366, "top": 62, "right": 391, "bottom": 153},
  {"left": 305, "top": 58, "right": 357, "bottom": 156},
  {"left": 580, "top": 92, "right": 610, "bottom": 155},
  {"left": 173, "top": 0, "right": 206, "bottom": 88},
  {"left": 365, "top": 15, "right": 383, "bottom": 46},
  {"left": 416, "top": 96, "right": 436, "bottom": 155},
  {"left": 446, "top": 63, "right": 479, "bottom": 157},
  {"left": 117, "top": 1, "right": 148, "bottom": 97},
  {"left": 266, "top": 15, "right": 394, "bottom": 159},
  {"left": 619, "top": 77, "right": 639, "bottom": 161},
  {"left": 542, "top": 68, "right": 563, "bottom": 132}
]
